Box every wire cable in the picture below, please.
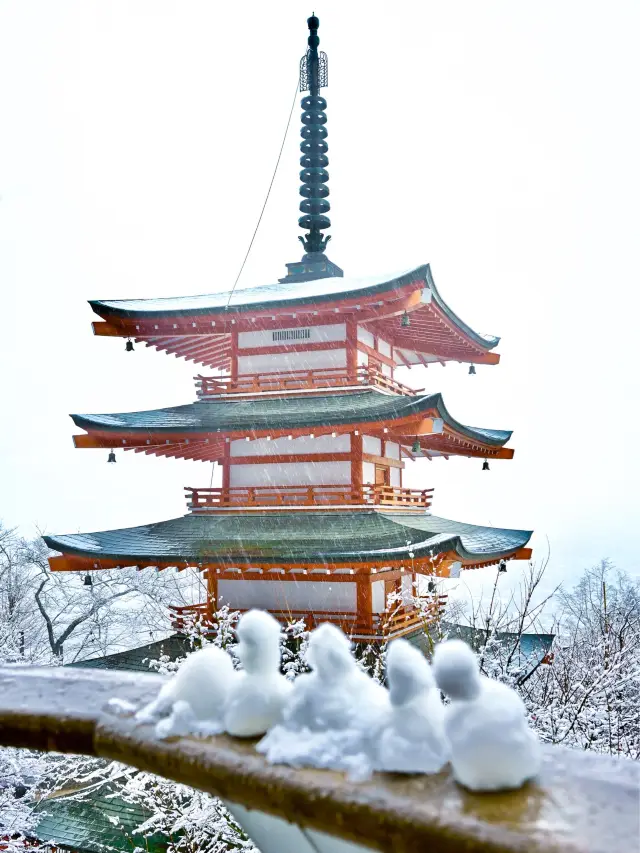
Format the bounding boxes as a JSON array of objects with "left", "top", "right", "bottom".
[{"left": 225, "top": 80, "right": 300, "bottom": 308}]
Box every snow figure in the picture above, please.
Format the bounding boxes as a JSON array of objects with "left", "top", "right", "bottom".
[
  {"left": 432, "top": 639, "right": 541, "bottom": 791},
  {"left": 374, "top": 638, "right": 448, "bottom": 774},
  {"left": 136, "top": 644, "right": 235, "bottom": 737},
  {"left": 258, "top": 622, "right": 389, "bottom": 779},
  {"left": 223, "top": 609, "right": 292, "bottom": 737}
]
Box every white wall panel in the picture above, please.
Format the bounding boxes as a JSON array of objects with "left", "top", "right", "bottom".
[
  {"left": 229, "top": 461, "right": 351, "bottom": 487},
  {"left": 377, "top": 338, "right": 391, "bottom": 357},
  {"left": 356, "top": 326, "right": 374, "bottom": 348},
  {"left": 390, "top": 467, "right": 401, "bottom": 487},
  {"left": 385, "top": 441, "right": 400, "bottom": 460},
  {"left": 218, "top": 580, "right": 357, "bottom": 612},
  {"left": 237, "top": 348, "right": 346, "bottom": 375},
  {"left": 238, "top": 324, "right": 346, "bottom": 349},
  {"left": 362, "top": 435, "right": 382, "bottom": 455},
  {"left": 401, "top": 572, "right": 414, "bottom": 603},
  {"left": 362, "top": 461, "right": 375, "bottom": 484},
  {"left": 372, "top": 580, "right": 386, "bottom": 613},
  {"left": 231, "top": 434, "right": 350, "bottom": 456}
]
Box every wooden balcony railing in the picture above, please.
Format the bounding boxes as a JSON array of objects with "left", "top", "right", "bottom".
[
  {"left": 169, "top": 601, "right": 448, "bottom": 640},
  {"left": 186, "top": 484, "right": 433, "bottom": 511},
  {"left": 195, "top": 366, "right": 421, "bottom": 398},
  {"left": 1, "top": 667, "right": 637, "bottom": 853}
]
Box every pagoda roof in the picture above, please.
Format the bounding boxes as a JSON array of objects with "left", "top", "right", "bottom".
[
  {"left": 44, "top": 511, "right": 532, "bottom": 573},
  {"left": 90, "top": 265, "right": 501, "bottom": 369},
  {"left": 71, "top": 388, "right": 513, "bottom": 461},
  {"left": 90, "top": 264, "right": 497, "bottom": 347}
]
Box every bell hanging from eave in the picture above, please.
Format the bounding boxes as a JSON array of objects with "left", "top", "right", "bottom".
[
  {"left": 83, "top": 573, "right": 93, "bottom": 586},
  {"left": 107, "top": 450, "right": 116, "bottom": 463},
  {"left": 469, "top": 364, "right": 476, "bottom": 375},
  {"left": 498, "top": 559, "right": 507, "bottom": 573},
  {"left": 427, "top": 579, "right": 436, "bottom": 593},
  {"left": 401, "top": 310, "right": 410, "bottom": 328},
  {"left": 411, "top": 437, "right": 421, "bottom": 454},
  {"left": 126, "top": 339, "right": 134, "bottom": 352},
  {"left": 482, "top": 459, "right": 490, "bottom": 471}
]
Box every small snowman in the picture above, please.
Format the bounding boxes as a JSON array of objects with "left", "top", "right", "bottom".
[
  {"left": 432, "top": 639, "right": 541, "bottom": 791},
  {"left": 375, "top": 639, "right": 448, "bottom": 774},
  {"left": 136, "top": 644, "right": 235, "bottom": 737},
  {"left": 223, "top": 609, "right": 292, "bottom": 737}
]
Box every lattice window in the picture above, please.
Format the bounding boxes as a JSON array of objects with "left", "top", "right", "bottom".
[{"left": 272, "top": 328, "right": 311, "bottom": 342}]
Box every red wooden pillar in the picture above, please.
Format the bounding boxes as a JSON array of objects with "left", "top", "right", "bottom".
[
  {"left": 346, "top": 316, "right": 358, "bottom": 381},
  {"left": 351, "top": 431, "right": 363, "bottom": 499},
  {"left": 206, "top": 570, "right": 217, "bottom": 623},
  {"left": 222, "top": 440, "right": 231, "bottom": 491},
  {"left": 229, "top": 328, "right": 239, "bottom": 381},
  {"left": 356, "top": 575, "right": 372, "bottom": 631}
]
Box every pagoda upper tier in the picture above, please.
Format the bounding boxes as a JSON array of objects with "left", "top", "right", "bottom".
[
  {"left": 71, "top": 388, "right": 514, "bottom": 463},
  {"left": 90, "top": 265, "right": 500, "bottom": 369}
]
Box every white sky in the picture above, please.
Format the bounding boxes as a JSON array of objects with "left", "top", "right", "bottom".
[{"left": 1, "top": 1, "right": 639, "bottom": 603}]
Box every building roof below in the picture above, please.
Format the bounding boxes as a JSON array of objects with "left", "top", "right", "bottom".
[
  {"left": 68, "top": 635, "right": 192, "bottom": 673},
  {"left": 45, "top": 511, "right": 532, "bottom": 573},
  {"left": 34, "top": 780, "right": 168, "bottom": 853}
]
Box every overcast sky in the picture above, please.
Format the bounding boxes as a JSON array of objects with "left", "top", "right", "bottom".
[{"left": 1, "top": 1, "right": 638, "bottom": 605}]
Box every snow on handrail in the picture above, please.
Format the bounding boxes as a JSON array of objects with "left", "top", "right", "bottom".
[
  {"left": 0, "top": 666, "right": 637, "bottom": 853},
  {"left": 194, "top": 365, "right": 421, "bottom": 398},
  {"left": 185, "top": 484, "right": 434, "bottom": 510}
]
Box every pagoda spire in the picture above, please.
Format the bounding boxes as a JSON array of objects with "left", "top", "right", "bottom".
[{"left": 280, "top": 15, "right": 343, "bottom": 283}]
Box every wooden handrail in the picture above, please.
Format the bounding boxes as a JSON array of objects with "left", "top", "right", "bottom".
[
  {"left": 1, "top": 667, "right": 637, "bottom": 853},
  {"left": 194, "top": 366, "right": 422, "bottom": 398},
  {"left": 186, "top": 484, "right": 434, "bottom": 510},
  {"left": 168, "top": 604, "right": 445, "bottom": 639}
]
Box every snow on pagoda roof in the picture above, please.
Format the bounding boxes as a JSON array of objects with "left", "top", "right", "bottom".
[
  {"left": 43, "top": 511, "right": 532, "bottom": 569},
  {"left": 90, "top": 264, "right": 499, "bottom": 351},
  {"left": 71, "top": 389, "right": 512, "bottom": 448}
]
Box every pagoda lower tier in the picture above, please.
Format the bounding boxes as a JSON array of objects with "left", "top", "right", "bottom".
[{"left": 44, "top": 511, "right": 532, "bottom": 642}]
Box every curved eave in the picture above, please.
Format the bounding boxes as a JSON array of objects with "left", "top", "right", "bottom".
[
  {"left": 89, "top": 267, "right": 430, "bottom": 321},
  {"left": 69, "top": 391, "right": 513, "bottom": 458},
  {"left": 423, "top": 265, "right": 499, "bottom": 351},
  {"left": 44, "top": 511, "right": 532, "bottom": 573},
  {"left": 89, "top": 264, "right": 500, "bottom": 365}
]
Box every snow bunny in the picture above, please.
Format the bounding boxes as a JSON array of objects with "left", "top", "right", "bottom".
[
  {"left": 223, "top": 609, "right": 292, "bottom": 737},
  {"left": 433, "top": 639, "right": 541, "bottom": 791},
  {"left": 375, "top": 638, "right": 448, "bottom": 774},
  {"left": 136, "top": 644, "right": 235, "bottom": 737},
  {"left": 286, "top": 622, "right": 387, "bottom": 732},
  {"left": 259, "top": 622, "right": 388, "bottom": 777}
]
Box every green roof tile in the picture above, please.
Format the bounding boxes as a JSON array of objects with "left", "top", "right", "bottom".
[
  {"left": 34, "top": 783, "right": 169, "bottom": 853},
  {"left": 72, "top": 389, "right": 511, "bottom": 447},
  {"left": 44, "top": 511, "right": 531, "bottom": 566}
]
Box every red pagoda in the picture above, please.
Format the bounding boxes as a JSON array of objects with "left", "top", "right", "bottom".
[{"left": 44, "top": 16, "right": 532, "bottom": 643}]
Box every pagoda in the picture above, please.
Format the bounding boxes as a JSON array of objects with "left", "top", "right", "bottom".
[{"left": 44, "top": 16, "right": 532, "bottom": 643}]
